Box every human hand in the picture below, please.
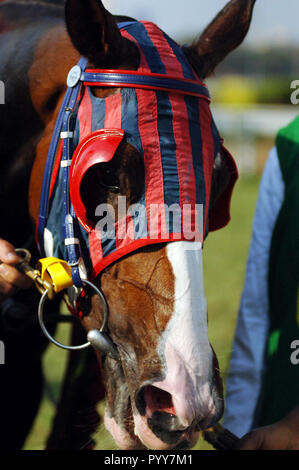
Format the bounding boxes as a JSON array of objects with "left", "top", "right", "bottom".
[
  {"left": 0, "top": 239, "right": 33, "bottom": 299},
  {"left": 237, "top": 406, "right": 299, "bottom": 450}
]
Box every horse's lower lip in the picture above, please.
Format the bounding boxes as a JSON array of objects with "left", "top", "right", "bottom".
[
  {"left": 147, "top": 418, "right": 185, "bottom": 445},
  {"left": 134, "top": 413, "right": 188, "bottom": 450},
  {"left": 148, "top": 411, "right": 188, "bottom": 434},
  {"left": 143, "top": 424, "right": 198, "bottom": 450},
  {"left": 137, "top": 428, "right": 192, "bottom": 450}
]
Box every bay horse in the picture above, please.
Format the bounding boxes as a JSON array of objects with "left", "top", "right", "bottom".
[{"left": 0, "top": 0, "right": 256, "bottom": 450}]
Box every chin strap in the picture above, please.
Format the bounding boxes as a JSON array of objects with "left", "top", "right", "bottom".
[{"left": 201, "top": 423, "right": 239, "bottom": 450}]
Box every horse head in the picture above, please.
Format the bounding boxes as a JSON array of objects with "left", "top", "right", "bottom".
[{"left": 29, "top": 0, "right": 256, "bottom": 450}]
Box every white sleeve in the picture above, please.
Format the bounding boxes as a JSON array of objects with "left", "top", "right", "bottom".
[{"left": 222, "top": 147, "right": 285, "bottom": 437}]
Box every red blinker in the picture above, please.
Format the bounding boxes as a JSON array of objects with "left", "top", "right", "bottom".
[{"left": 69, "top": 128, "right": 125, "bottom": 232}]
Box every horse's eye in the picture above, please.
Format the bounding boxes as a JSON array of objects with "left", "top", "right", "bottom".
[{"left": 100, "top": 167, "right": 120, "bottom": 193}]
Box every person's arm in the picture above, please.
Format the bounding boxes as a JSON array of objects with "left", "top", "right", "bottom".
[
  {"left": 237, "top": 406, "right": 299, "bottom": 450},
  {"left": 0, "top": 239, "right": 32, "bottom": 299},
  {"left": 223, "top": 147, "right": 285, "bottom": 437}
]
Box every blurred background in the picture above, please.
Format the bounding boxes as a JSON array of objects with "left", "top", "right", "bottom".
[{"left": 20, "top": 0, "right": 299, "bottom": 450}]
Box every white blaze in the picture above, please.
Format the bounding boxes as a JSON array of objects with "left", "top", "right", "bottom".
[{"left": 154, "top": 241, "right": 214, "bottom": 426}]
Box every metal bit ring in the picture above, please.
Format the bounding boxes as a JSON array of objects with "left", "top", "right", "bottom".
[
  {"left": 15, "top": 248, "right": 31, "bottom": 265},
  {"left": 38, "top": 279, "right": 109, "bottom": 351}
]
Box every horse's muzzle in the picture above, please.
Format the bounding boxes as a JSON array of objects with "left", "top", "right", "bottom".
[{"left": 133, "top": 381, "right": 223, "bottom": 449}]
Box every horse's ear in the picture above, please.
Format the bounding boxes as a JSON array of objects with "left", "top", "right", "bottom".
[
  {"left": 186, "top": 0, "right": 256, "bottom": 79},
  {"left": 65, "top": 0, "right": 136, "bottom": 67}
]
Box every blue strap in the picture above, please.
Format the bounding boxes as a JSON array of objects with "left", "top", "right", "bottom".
[
  {"left": 81, "top": 71, "right": 210, "bottom": 99},
  {"left": 117, "top": 21, "right": 136, "bottom": 30},
  {"left": 38, "top": 85, "right": 73, "bottom": 254},
  {"left": 38, "top": 57, "right": 88, "bottom": 260},
  {"left": 61, "top": 105, "right": 83, "bottom": 287}
]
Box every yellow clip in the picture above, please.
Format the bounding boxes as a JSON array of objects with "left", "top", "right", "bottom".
[{"left": 37, "top": 257, "right": 74, "bottom": 294}]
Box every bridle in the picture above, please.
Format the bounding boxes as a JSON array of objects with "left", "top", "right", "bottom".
[
  {"left": 23, "top": 20, "right": 241, "bottom": 450},
  {"left": 37, "top": 52, "right": 211, "bottom": 355}
]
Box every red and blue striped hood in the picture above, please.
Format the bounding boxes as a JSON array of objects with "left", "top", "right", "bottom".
[{"left": 44, "top": 21, "right": 237, "bottom": 278}]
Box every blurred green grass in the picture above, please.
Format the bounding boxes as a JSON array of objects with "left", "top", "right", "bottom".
[{"left": 24, "top": 175, "right": 260, "bottom": 451}]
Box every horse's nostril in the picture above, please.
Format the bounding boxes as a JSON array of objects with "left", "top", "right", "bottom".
[
  {"left": 135, "top": 384, "right": 175, "bottom": 416},
  {"left": 144, "top": 385, "right": 176, "bottom": 416},
  {"left": 136, "top": 384, "right": 189, "bottom": 438},
  {"left": 139, "top": 386, "right": 188, "bottom": 433}
]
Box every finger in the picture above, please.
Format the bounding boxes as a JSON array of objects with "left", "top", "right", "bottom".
[
  {"left": 0, "top": 276, "right": 19, "bottom": 297},
  {"left": 0, "top": 264, "right": 33, "bottom": 289},
  {"left": 236, "top": 430, "right": 264, "bottom": 450},
  {"left": 0, "top": 239, "right": 20, "bottom": 265}
]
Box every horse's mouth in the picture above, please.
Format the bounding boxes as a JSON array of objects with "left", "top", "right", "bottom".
[
  {"left": 133, "top": 413, "right": 199, "bottom": 450},
  {"left": 131, "top": 385, "right": 200, "bottom": 450},
  {"left": 104, "top": 384, "right": 200, "bottom": 450},
  {"left": 103, "top": 355, "right": 222, "bottom": 450}
]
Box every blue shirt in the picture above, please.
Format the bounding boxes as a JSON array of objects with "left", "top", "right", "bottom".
[{"left": 223, "top": 147, "right": 285, "bottom": 437}]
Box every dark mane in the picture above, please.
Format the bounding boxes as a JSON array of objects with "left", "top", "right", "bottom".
[
  {"left": 0, "top": 0, "right": 64, "bottom": 26},
  {"left": 2, "top": 0, "right": 63, "bottom": 9},
  {"left": 1, "top": 2, "right": 137, "bottom": 24}
]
